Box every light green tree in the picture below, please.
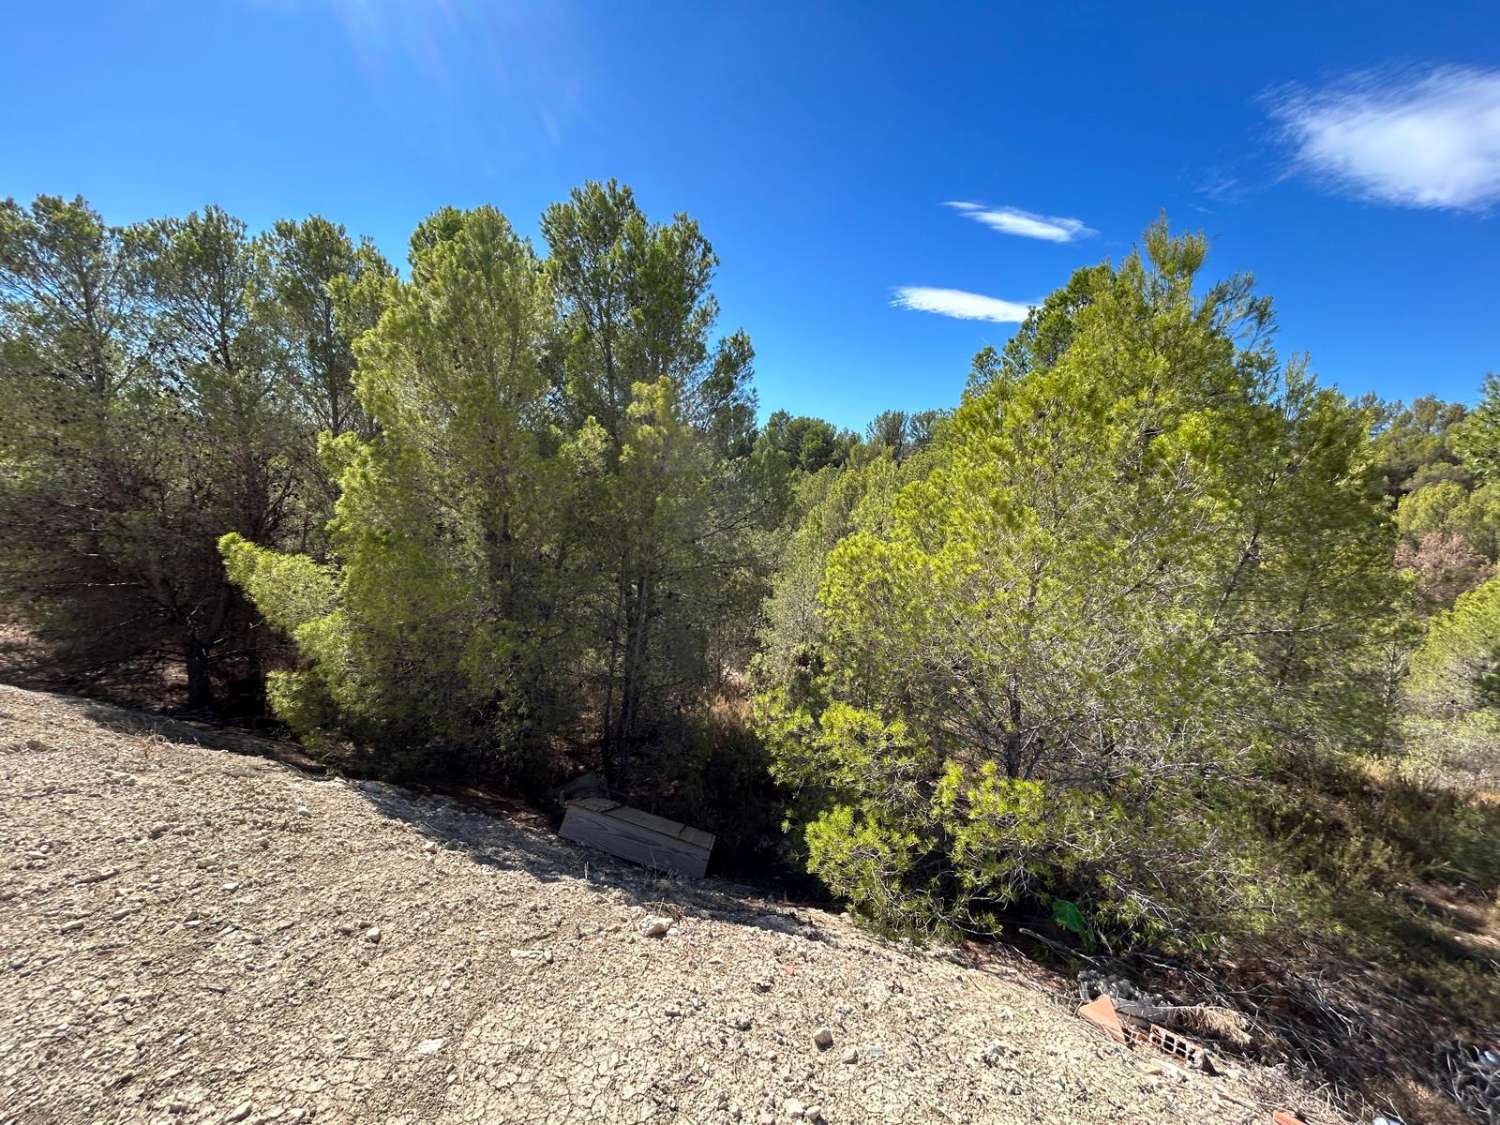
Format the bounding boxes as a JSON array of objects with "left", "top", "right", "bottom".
[
  {"left": 755, "top": 222, "right": 1402, "bottom": 941},
  {"left": 1404, "top": 573, "right": 1500, "bottom": 786},
  {"left": 223, "top": 205, "right": 577, "bottom": 768},
  {"left": 1454, "top": 373, "right": 1500, "bottom": 482}
]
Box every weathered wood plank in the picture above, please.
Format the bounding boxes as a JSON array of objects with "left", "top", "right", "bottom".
[
  {"left": 606, "top": 804, "right": 694, "bottom": 839},
  {"left": 570, "top": 796, "right": 622, "bottom": 816},
  {"left": 677, "top": 824, "right": 715, "bottom": 850},
  {"left": 559, "top": 800, "right": 714, "bottom": 879}
]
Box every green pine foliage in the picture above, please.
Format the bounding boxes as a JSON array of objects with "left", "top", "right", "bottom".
[
  {"left": 0, "top": 196, "right": 389, "bottom": 709},
  {"left": 221, "top": 189, "right": 780, "bottom": 789},
  {"left": 1403, "top": 572, "right": 1500, "bottom": 786},
  {"left": 754, "top": 222, "right": 1407, "bottom": 943}
]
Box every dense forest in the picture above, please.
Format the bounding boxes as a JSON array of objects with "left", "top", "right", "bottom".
[{"left": 2, "top": 188, "right": 1498, "bottom": 1105}]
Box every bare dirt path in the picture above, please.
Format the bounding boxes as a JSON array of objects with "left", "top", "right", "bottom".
[{"left": 0, "top": 685, "right": 1346, "bottom": 1124}]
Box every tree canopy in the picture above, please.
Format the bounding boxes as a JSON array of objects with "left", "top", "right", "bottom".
[{"left": 754, "top": 222, "right": 1404, "bottom": 938}]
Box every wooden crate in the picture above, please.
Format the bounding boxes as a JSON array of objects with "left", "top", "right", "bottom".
[{"left": 559, "top": 797, "right": 715, "bottom": 879}]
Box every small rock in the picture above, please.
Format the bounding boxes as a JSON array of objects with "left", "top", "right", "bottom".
[
  {"left": 977, "top": 1041, "right": 1012, "bottom": 1067},
  {"left": 639, "top": 916, "right": 671, "bottom": 938},
  {"left": 59, "top": 920, "right": 85, "bottom": 934},
  {"left": 784, "top": 1097, "right": 805, "bottom": 1119},
  {"left": 805, "top": 1107, "right": 823, "bottom": 1123},
  {"left": 841, "top": 1047, "right": 858, "bottom": 1064},
  {"left": 414, "top": 1038, "right": 445, "bottom": 1056},
  {"left": 226, "top": 1103, "right": 252, "bottom": 1123},
  {"left": 222, "top": 882, "right": 240, "bottom": 893},
  {"left": 734, "top": 1015, "right": 753, "bottom": 1031},
  {"left": 363, "top": 926, "right": 381, "bottom": 943},
  {"left": 812, "top": 1026, "right": 834, "bottom": 1049}
]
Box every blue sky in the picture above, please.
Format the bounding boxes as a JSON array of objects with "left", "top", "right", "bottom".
[{"left": 3, "top": 1, "right": 1497, "bottom": 430}]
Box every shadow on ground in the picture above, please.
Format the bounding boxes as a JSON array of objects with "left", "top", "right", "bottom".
[
  {"left": 347, "top": 773, "right": 839, "bottom": 946},
  {"left": 74, "top": 695, "right": 328, "bottom": 773},
  {"left": 53, "top": 687, "right": 840, "bottom": 947}
]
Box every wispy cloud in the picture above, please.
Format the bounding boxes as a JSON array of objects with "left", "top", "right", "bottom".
[
  {"left": 944, "top": 201, "right": 1095, "bottom": 243},
  {"left": 891, "top": 287, "right": 1033, "bottom": 323},
  {"left": 1266, "top": 66, "right": 1500, "bottom": 211}
]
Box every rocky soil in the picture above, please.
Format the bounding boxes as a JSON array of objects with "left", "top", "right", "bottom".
[{"left": 0, "top": 684, "right": 1350, "bottom": 1124}]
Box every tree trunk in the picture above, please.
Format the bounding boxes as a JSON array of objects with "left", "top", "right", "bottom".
[
  {"left": 609, "top": 571, "right": 653, "bottom": 792},
  {"left": 184, "top": 637, "right": 215, "bottom": 713}
]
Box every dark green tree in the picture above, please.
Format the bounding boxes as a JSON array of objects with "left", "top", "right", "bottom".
[{"left": 542, "top": 180, "right": 767, "bottom": 781}]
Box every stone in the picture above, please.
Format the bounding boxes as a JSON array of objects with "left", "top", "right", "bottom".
[
  {"left": 977, "top": 1041, "right": 1012, "bottom": 1067},
  {"left": 640, "top": 916, "right": 671, "bottom": 938},
  {"left": 363, "top": 926, "right": 381, "bottom": 943},
  {"left": 812, "top": 1026, "right": 834, "bottom": 1049},
  {"left": 734, "top": 1015, "right": 753, "bottom": 1031},
  {"left": 841, "top": 1047, "right": 858, "bottom": 1064},
  {"left": 784, "top": 1097, "right": 806, "bottom": 1119},
  {"left": 415, "top": 1038, "right": 446, "bottom": 1056},
  {"left": 226, "top": 1103, "right": 252, "bottom": 1123},
  {"left": 805, "top": 1107, "right": 823, "bottom": 1123}
]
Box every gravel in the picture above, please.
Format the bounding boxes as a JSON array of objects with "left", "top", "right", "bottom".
[{"left": 0, "top": 684, "right": 1351, "bottom": 1124}]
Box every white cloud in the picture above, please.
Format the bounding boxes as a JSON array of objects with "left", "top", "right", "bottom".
[
  {"left": 944, "top": 201, "right": 1094, "bottom": 243},
  {"left": 1267, "top": 66, "right": 1500, "bottom": 211},
  {"left": 891, "top": 286, "right": 1033, "bottom": 323}
]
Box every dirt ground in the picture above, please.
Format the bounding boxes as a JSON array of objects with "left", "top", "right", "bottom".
[{"left": 0, "top": 684, "right": 1352, "bottom": 1125}]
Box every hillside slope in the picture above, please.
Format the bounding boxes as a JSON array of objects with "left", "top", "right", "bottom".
[{"left": 0, "top": 685, "right": 1344, "bottom": 1124}]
